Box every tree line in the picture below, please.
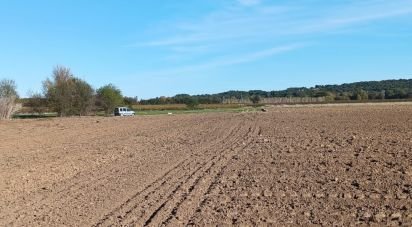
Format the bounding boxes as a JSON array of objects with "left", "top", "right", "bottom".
[
  {"left": 1, "top": 69, "right": 411, "bottom": 119},
  {"left": 1, "top": 66, "right": 138, "bottom": 119},
  {"left": 140, "top": 79, "right": 412, "bottom": 105}
]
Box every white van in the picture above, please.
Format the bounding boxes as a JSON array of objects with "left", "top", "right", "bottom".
[{"left": 114, "top": 107, "right": 135, "bottom": 116}]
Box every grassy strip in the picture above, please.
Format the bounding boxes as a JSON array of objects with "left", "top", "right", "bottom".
[
  {"left": 132, "top": 103, "right": 245, "bottom": 111},
  {"left": 136, "top": 106, "right": 258, "bottom": 115},
  {"left": 13, "top": 112, "right": 57, "bottom": 119},
  {"left": 13, "top": 106, "right": 259, "bottom": 118}
]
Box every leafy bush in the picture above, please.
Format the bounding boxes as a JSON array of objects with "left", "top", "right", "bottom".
[
  {"left": 26, "top": 91, "right": 48, "bottom": 114},
  {"left": 96, "top": 84, "right": 124, "bottom": 115},
  {"left": 250, "top": 95, "right": 261, "bottom": 104}
]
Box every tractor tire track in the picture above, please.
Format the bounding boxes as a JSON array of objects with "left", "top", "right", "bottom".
[
  {"left": 160, "top": 124, "right": 261, "bottom": 226},
  {"left": 92, "top": 117, "right": 244, "bottom": 226},
  {"left": 133, "top": 117, "right": 260, "bottom": 226},
  {"left": 4, "top": 115, "right": 241, "bottom": 226}
]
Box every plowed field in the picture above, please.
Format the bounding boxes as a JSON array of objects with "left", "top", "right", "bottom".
[{"left": 1, "top": 104, "right": 412, "bottom": 226}]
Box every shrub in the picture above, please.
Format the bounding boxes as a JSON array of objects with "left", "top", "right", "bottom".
[
  {"left": 0, "top": 79, "right": 18, "bottom": 119},
  {"left": 26, "top": 91, "right": 48, "bottom": 114},
  {"left": 250, "top": 95, "right": 261, "bottom": 104},
  {"left": 96, "top": 84, "right": 124, "bottom": 115}
]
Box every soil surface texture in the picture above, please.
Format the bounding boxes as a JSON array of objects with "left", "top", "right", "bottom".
[{"left": 1, "top": 104, "right": 412, "bottom": 226}]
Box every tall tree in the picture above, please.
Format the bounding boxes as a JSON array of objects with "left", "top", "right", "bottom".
[{"left": 43, "top": 66, "right": 94, "bottom": 116}]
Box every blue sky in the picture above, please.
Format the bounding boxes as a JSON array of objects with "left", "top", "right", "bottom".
[{"left": 1, "top": 0, "right": 412, "bottom": 99}]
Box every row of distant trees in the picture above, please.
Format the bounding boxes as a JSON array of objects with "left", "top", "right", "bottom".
[
  {"left": 0, "top": 66, "right": 138, "bottom": 119},
  {"left": 140, "top": 79, "right": 412, "bottom": 105},
  {"left": 2, "top": 71, "right": 411, "bottom": 119}
]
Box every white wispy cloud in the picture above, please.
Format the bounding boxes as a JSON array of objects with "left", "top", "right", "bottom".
[
  {"left": 141, "top": 0, "right": 412, "bottom": 48},
  {"left": 132, "top": 0, "right": 412, "bottom": 76},
  {"left": 136, "top": 43, "right": 305, "bottom": 77}
]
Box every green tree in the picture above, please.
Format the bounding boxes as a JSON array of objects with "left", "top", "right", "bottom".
[
  {"left": 124, "top": 96, "right": 139, "bottom": 106},
  {"left": 96, "top": 84, "right": 124, "bottom": 115},
  {"left": 250, "top": 95, "right": 261, "bottom": 104},
  {"left": 184, "top": 97, "right": 199, "bottom": 109},
  {"left": 72, "top": 78, "right": 95, "bottom": 115},
  {"left": 352, "top": 89, "right": 368, "bottom": 101}
]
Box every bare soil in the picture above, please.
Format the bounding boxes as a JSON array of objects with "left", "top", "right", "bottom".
[{"left": 1, "top": 104, "right": 411, "bottom": 226}]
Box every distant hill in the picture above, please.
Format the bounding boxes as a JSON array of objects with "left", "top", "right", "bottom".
[{"left": 141, "top": 79, "right": 412, "bottom": 104}]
